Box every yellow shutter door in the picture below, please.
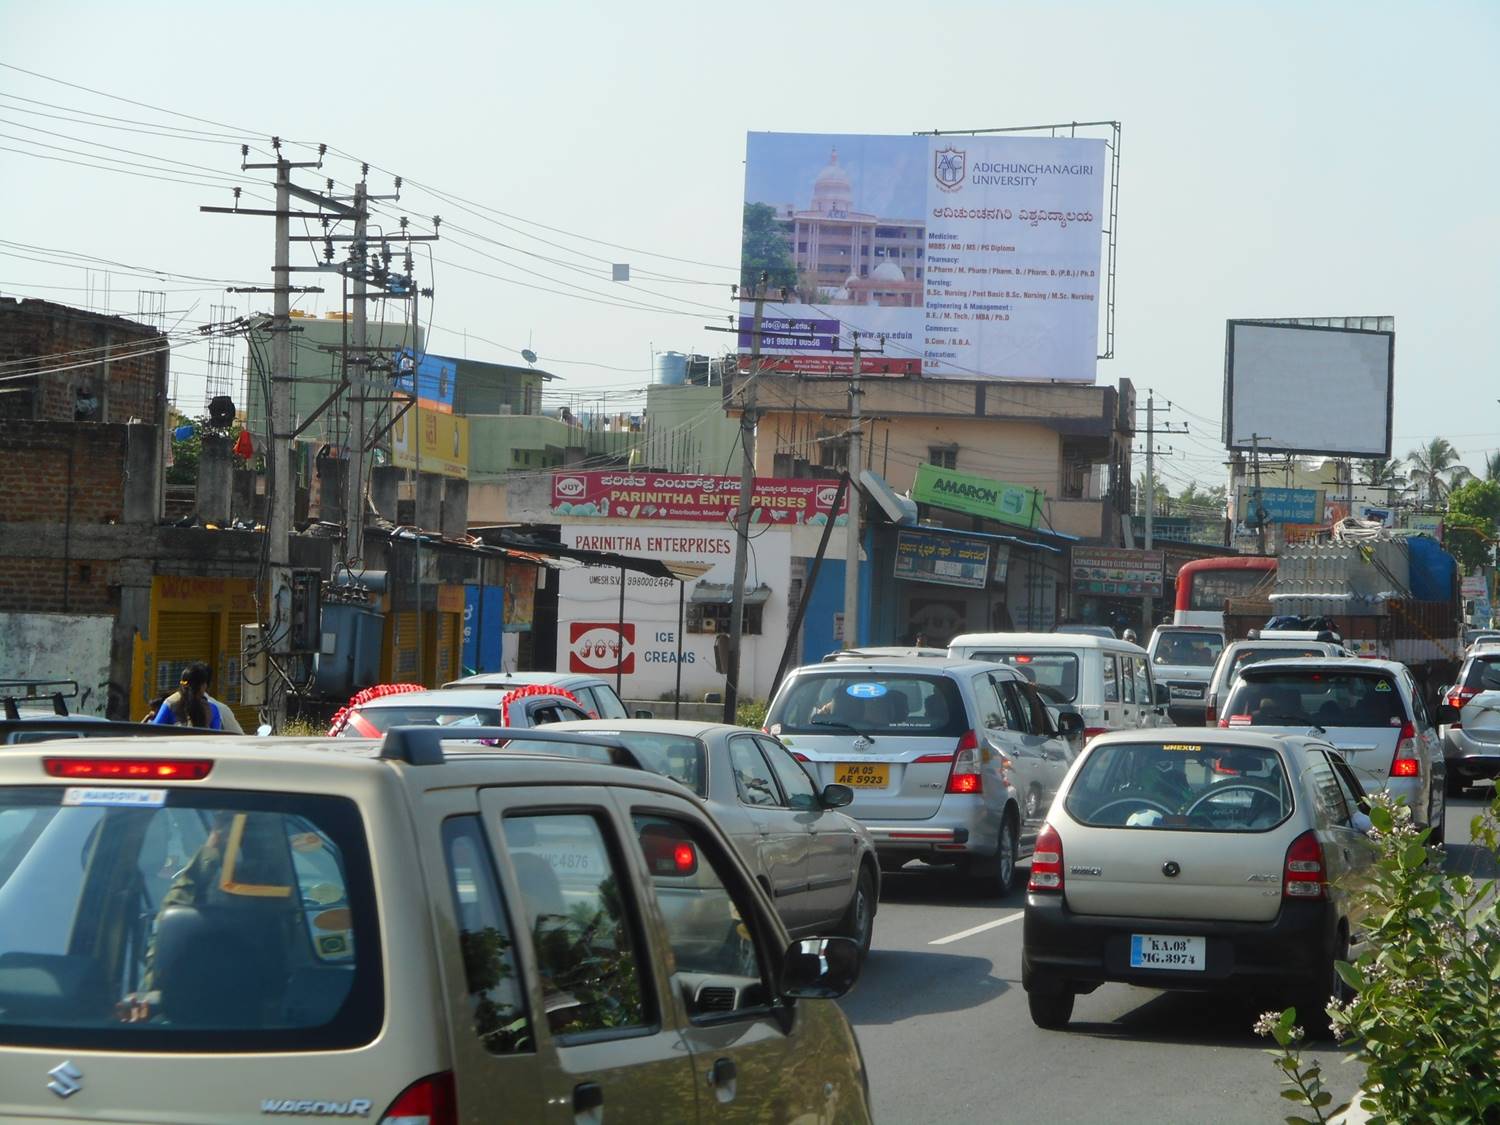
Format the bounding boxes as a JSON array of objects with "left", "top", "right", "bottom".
[{"left": 153, "top": 612, "right": 216, "bottom": 699}]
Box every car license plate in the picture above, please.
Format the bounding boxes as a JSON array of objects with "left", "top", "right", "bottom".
[
  {"left": 1129, "top": 934, "right": 1205, "bottom": 970},
  {"left": 1170, "top": 685, "right": 1204, "bottom": 699},
  {"left": 835, "top": 763, "right": 889, "bottom": 788}
]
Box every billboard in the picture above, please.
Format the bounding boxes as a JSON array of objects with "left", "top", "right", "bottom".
[
  {"left": 1235, "top": 486, "right": 1325, "bottom": 525},
  {"left": 1223, "top": 321, "right": 1394, "bottom": 457},
  {"left": 550, "top": 471, "right": 848, "bottom": 525},
  {"left": 893, "top": 529, "right": 991, "bottom": 589},
  {"left": 393, "top": 349, "right": 456, "bottom": 414},
  {"left": 391, "top": 402, "right": 469, "bottom": 478},
  {"left": 739, "top": 131, "right": 1107, "bottom": 382},
  {"left": 1071, "top": 547, "right": 1164, "bottom": 597},
  {"left": 912, "top": 463, "right": 1041, "bottom": 528}
]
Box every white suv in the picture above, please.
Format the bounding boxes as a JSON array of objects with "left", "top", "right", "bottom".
[{"left": 765, "top": 659, "right": 1083, "bottom": 894}]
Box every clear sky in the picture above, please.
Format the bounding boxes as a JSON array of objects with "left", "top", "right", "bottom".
[{"left": 3, "top": 0, "right": 1497, "bottom": 488}]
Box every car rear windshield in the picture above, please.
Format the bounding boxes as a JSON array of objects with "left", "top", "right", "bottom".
[
  {"left": 769, "top": 673, "right": 968, "bottom": 737},
  {"left": 1065, "top": 741, "right": 1292, "bottom": 832},
  {"left": 0, "top": 786, "right": 380, "bottom": 1052},
  {"left": 1153, "top": 633, "right": 1224, "bottom": 667},
  {"left": 1222, "top": 671, "right": 1406, "bottom": 728},
  {"left": 966, "top": 651, "right": 1080, "bottom": 704},
  {"left": 505, "top": 732, "right": 707, "bottom": 796},
  {"left": 340, "top": 705, "right": 501, "bottom": 735},
  {"left": 1462, "top": 655, "right": 1500, "bottom": 692}
]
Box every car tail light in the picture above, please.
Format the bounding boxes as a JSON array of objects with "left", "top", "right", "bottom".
[
  {"left": 1390, "top": 722, "right": 1420, "bottom": 779},
  {"left": 1282, "top": 830, "right": 1326, "bottom": 900},
  {"left": 43, "top": 758, "right": 213, "bottom": 780},
  {"left": 379, "top": 1072, "right": 456, "bottom": 1125},
  {"left": 1083, "top": 727, "right": 1108, "bottom": 743},
  {"left": 945, "top": 729, "right": 983, "bottom": 794},
  {"left": 1445, "top": 687, "right": 1476, "bottom": 728},
  {"left": 1204, "top": 694, "right": 1217, "bottom": 724},
  {"left": 1028, "top": 823, "right": 1063, "bottom": 893},
  {"left": 789, "top": 750, "right": 810, "bottom": 763},
  {"left": 638, "top": 824, "right": 698, "bottom": 877}
]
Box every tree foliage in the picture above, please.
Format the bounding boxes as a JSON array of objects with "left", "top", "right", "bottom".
[
  {"left": 1358, "top": 457, "right": 1404, "bottom": 488},
  {"left": 1446, "top": 479, "right": 1500, "bottom": 571},
  {"left": 1406, "top": 438, "right": 1470, "bottom": 507},
  {"left": 739, "top": 203, "right": 798, "bottom": 293},
  {"left": 166, "top": 413, "right": 206, "bottom": 487}
]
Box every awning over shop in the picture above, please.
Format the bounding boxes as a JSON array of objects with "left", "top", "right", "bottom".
[
  {"left": 690, "top": 583, "right": 771, "bottom": 606},
  {"left": 896, "top": 521, "right": 1076, "bottom": 555}
]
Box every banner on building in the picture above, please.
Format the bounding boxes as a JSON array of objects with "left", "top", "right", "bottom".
[
  {"left": 568, "top": 622, "right": 635, "bottom": 675},
  {"left": 1405, "top": 513, "right": 1444, "bottom": 536},
  {"left": 551, "top": 471, "right": 848, "bottom": 525},
  {"left": 1071, "top": 547, "right": 1164, "bottom": 597},
  {"left": 911, "top": 463, "right": 1041, "bottom": 528},
  {"left": 393, "top": 349, "right": 456, "bottom": 414},
  {"left": 739, "top": 131, "right": 1106, "bottom": 381},
  {"left": 894, "top": 529, "right": 991, "bottom": 589},
  {"left": 391, "top": 402, "right": 469, "bottom": 478},
  {"left": 1235, "top": 486, "right": 1324, "bottom": 526}
]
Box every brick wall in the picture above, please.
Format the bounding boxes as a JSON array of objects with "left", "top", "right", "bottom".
[
  {"left": 0, "top": 422, "right": 129, "bottom": 524},
  {"left": 0, "top": 298, "right": 166, "bottom": 425},
  {"left": 0, "top": 557, "right": 117, "bottom": 614}
]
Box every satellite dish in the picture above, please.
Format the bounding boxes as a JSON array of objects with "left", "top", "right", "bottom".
[{"left": 521, "top": 348, "right": 538, "bottom": 365}]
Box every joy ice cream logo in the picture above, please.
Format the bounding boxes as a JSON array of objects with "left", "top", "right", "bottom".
[
  {"left": 555, "top": 477, "right": 586, "bottom": 499},
  {"left": 569, "top": 622, "right": 635, "bottom": 675},
  {"left": 816, "top": 485, "right": 839, "bottom": 507}
]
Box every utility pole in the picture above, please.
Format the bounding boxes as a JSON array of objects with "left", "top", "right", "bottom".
[
  {"left": 344, "top": 178, "right": 369, "bottom": 561},
  {"left": 1143, "top": 391, "right": 1155, "bottom": 628},
  {"left": 723, "top": 273, "right": 767, "bottom": 723},
  {"left": 844, "top": 335, "right": 865, "bottom": 649},
  {"left": 1252, "top": 432, "right": 1267, "bottom": 556}
]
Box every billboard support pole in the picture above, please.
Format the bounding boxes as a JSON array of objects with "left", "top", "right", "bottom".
[
  {"left": 1252, "top": 433, "right": 1267, "bottom": 556},
  {"left": 723, "top": 274, "right": 768, "bottom": 724},
  {"left": 675, "top": 580, "right": 685, "bottom": 720},
  {"left": 616, "top": 564, "right": 626, "bottom": 697},
  {"left": 845, "top": 338, "right": 864, "bottom": 647}
]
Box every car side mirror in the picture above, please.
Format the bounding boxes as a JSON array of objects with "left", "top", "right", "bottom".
[
  {"left": 634, "top": 708, "right": 654, "bottom": 719},
  {"left": 819, "top": 783, "right": 854, "bottom": 809},
  {"left": 1055, "top": 711, "right": 1085, "bottom": 739},
  {"left": 1154, "top": 683, "right": 1170, "bottom": 706},
  {"left": 780, "top": 937, "right": 861, "bottom": 999},
  {"left": 1434, "top": 703, "right": 1460, "bottom": 726}
]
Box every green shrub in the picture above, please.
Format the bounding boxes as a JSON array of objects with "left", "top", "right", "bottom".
[
  {"left": 279, "top": 716, "right": 329, "bottom": 737},
  {"left": 1259, "top": 791, "right": 1500, "bottom": 1123},
  {"left": 735, "top": 699, "right": 768, "bottom": 730}
]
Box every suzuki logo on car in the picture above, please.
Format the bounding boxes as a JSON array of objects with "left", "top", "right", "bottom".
[{"left": 47, "top": 1061, "right": 82, "bottom": 1099}]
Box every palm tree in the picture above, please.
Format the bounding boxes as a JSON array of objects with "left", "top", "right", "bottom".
[
  {"left": 1405, "top": 438, "right": 1470, "bottom": 506},
  {"left": 1358, "top": 457, "right": 1404, "bottom": 488},
  {"left": 1486, "top": 450, "right": 1500, "bottom": 482}
]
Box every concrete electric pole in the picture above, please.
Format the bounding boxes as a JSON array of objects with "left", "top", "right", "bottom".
[{"left": 723, "top": 273, "right": 768, "bottom": 723}]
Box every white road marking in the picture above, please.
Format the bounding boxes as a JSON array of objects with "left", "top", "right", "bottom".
[{"left": 929, "top": 911, "right": 1024, "bottom": 945}]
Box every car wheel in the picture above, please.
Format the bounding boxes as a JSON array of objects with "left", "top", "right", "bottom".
[
  {"left": 1027, "top": 986, "right": 1075, "bottom": 1029},
  {"left": 838, "top": 867, "right": 876, "bottom": 961},
  {"left": 970, "top": 815, "right": 1019, "bottom": 896},
  {"left": 1292, "top": 931, "right": 1348, "bottom": 1041}
]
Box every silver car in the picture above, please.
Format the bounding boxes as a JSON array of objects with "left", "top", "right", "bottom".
[
  {"left": 1219, "top": 657, "right": 1451, "bottom": 844},
  {"left": 1147, "top": 626, "right": 1227, "bottom": 724},
  {"left": 1442, "top": 645, "right": 1500, "bottom": 794},
  {"left": 509, "top": 719, "right": 881, "bottom": 959},
  {"left": 1023, "top": 729, "right": 1378, "bottom": 1032},
  {"left": 765, "top": 659, "right": 1083, "bottom": 895}
]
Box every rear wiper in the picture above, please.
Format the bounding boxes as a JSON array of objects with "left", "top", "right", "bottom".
[{"left": 810, "top": 719, "right": 875, "bottom": 741}]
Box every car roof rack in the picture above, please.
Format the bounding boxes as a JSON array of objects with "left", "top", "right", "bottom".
[
  {"left": 378, "top": 725, "right": 645, "bottom": 770},
  {"left": 0, "top": 718, "right": 230, "bottom": 743},
  {"left": 0, "top": 679, "right": 81, "bottom": 720}
]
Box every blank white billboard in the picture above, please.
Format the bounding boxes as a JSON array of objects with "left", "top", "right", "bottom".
[{"left": 1223, "top": 321, "right": 1394, "bottom": 457}]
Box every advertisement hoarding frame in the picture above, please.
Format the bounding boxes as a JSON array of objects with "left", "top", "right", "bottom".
[{"left": 1222, "top": 319, "right": 1395, "bottom": 458}]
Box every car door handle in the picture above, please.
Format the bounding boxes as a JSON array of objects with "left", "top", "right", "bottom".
[
  {"left": 573, "top": 1082, "right": 603, "bottom": 1113},
  {"left": 709, "top": 1056, "right": 738, "bottom": 1088}
]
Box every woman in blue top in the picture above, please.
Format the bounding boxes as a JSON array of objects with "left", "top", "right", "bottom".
[{"left": 150, "top": 662, "right": 224, "bottom": 730}]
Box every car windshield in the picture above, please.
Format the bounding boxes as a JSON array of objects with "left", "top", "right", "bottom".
[
  {"left": 0, "top": 786, "right": 379, "bottom": 1052},
  {"left": 966, "top": 651, "right": 1080, "bottom": 703},
  {"left": 340, "top": 705, "right": 501, "bottom": 735},
  {"left": 1153, "top": 634, "right": 1224, "bottom": 667},
  {"left": 1222, "top": 671, "right": 1405, "bottom": 728},
  {"left": 506, "top": 732, "right": 707, "bottom": 796},
  {"left": 769, "top": 673, "right": 968, "bottom": 737},
  {"left": 1065, "top": 741, "right": 1292, "bottom": 832},
  {"left": 1461, "top": 656, "right": 1500, "bottom": 692}
]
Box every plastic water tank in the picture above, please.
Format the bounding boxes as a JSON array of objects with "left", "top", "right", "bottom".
[{"left": 654, "top": 351, "right": 688, "bottom": 386}]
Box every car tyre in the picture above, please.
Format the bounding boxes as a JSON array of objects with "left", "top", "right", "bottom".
[
  {"left": 837, "top": 866, "right": 876, "bottom": 961},
  {"left": 1292, "top": 932, "right": 1348, "bottom": 1042},
  {"left": 1027, "top": 986, "right": 1075, "bottom": 1029},
  {"left": 969, "top": 815, "right": 1019, "bottom": 896}
]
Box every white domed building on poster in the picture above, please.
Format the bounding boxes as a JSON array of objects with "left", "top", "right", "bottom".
[{"left": 772, "top": 148, "right": 925, "bottom": 306}]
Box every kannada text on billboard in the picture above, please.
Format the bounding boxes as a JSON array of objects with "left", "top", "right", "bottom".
[{"left": 738, "top": 131, "right": 1107, "bottom": 382}]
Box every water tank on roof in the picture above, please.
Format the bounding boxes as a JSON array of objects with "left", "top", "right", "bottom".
[{"left": 654, "top": 350, "right": 687, "bottom": 386}]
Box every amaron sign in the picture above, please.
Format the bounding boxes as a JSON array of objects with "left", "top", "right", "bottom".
[{"left": 568, "top": 622, "right": 635, "bottom": 675}]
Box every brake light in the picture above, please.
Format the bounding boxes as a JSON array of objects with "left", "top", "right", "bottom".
[
  {"left": 1205, "top": 695, "right": 1217, "bottom": 724},
  {"left": 1390, "top": 722, "right": 1420, "bottom": 779},
  {"left": 1445, "top": 688, "right": 1475, "bottom": 728},
  {"left": 1282, "top": 830, "right": 1326, "bottom": 900},
  {"left": 379, "top": 1072, "right": 456, "bottom": 1125},
  {"left": 43, "top": 758, "right": 212, "bottom": 780},
  {"left": 673, "top": 843, "right": 697, "bottom": 873},
  {"left": 946, "top": 730, "right": 983, "bottom": 794},
  {"left": 1028, "top": 823, "right": 1063, "bottom": 893},
  {"left": 789, "top": 751, "right": 810, "bottom": 763}
]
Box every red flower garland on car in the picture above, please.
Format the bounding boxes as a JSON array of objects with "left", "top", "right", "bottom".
[
  {"left": 498, "top": 684, "right": 581, "bottom": 727},
  {"left": 327, "top": 682, "right": 425, "bottom": 736}
]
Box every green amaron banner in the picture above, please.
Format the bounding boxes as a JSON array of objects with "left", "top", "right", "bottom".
[{"left": 911, "top": 463, "right": 1041, "bottom": 529}]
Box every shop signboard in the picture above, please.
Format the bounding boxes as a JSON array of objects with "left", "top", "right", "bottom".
[
  {"left": 1071, "top": 547, "right": 1164, "bottom": 597},
  {"left": 1235, "top": 486, "right": 1324, "bottom": 526},
  {"left": 1405, "top": 513, "right": 1444, "bottom": 536},
  {"left": 911, "top": 463, "right": 1041, "bottom": 528},
  {"left": 1461, "top": 574, "right": 1488, "bottom": 600},
  {"left": 894, "top": 529, "right": 991, "bottom": 590},
  {"left": 550, "top": 471, "right": 847, "bottom": 525}
]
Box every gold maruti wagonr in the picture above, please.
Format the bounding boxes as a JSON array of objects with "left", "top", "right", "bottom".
[{"left": 0, "top": 724, "right": 872, "bottom": 1123}]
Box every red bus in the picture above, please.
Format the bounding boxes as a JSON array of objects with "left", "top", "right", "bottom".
[{"left": 1173, "top": 556, "right": 1277, "bottom": 628}]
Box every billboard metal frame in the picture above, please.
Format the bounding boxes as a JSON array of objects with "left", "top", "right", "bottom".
[
  {"left": 1222, "top": 319, "right": 1395, "bottom": 458},
  {"left": 916, "top": 120, "right": 1121, "bottom": 361}
]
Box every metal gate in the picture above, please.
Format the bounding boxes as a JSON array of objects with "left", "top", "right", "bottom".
[{"left": 153, "top": 612, "right": 215, "bottom": 701}]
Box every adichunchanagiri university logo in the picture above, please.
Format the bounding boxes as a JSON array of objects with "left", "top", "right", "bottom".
[{"left": 934, "top": 147, "right": 966, "bottom": 192}]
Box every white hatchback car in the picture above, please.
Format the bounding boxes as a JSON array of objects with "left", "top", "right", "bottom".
[{"left": 1023, "top": 729, "right": 1377, "bottom": 1032}]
